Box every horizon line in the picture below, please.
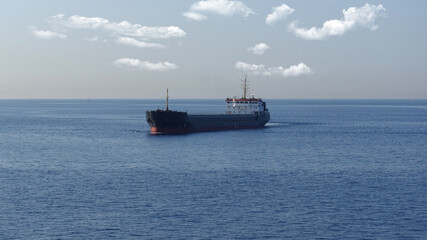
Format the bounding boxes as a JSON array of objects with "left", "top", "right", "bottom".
[{"left": 0, "top": 98, "right": 426, "bottom": 101}]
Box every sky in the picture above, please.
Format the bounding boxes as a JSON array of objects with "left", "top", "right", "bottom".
[{"left": 1, "top": 0, "right": 426, "bottom": 99}]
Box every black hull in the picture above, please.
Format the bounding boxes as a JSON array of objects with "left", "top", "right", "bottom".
[{"left": 146, "top": 110, "right": 270, "bottom": 134}]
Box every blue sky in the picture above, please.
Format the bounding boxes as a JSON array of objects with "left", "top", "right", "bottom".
[{"left": 1, "top": 0, "right": 426, "bottom": 99}]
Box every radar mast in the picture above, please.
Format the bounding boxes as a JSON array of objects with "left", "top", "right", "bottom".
[
  {"left": 166, "top": 88, "right": 169, "bottom": 111},
  {"left": 242, "top": 75, "right": 249, "bottom": 99}
]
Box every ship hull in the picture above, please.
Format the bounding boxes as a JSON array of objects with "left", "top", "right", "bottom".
[{"left": 146, "top": 110, "right": 270, "bottom": 134}]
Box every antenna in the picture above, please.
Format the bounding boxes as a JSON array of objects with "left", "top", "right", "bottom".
[
  {"left": 244, "top": 75, "right": 247, "bottom": 99},
  {"left": 166, "top": 88, "right": 169, "bottom": 111},
  {"left": 241, "top": 75, "right": 249, "bottom": 99}
]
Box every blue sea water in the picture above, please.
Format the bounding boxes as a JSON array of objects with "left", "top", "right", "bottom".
[{"left": 0, "top": 99, "right": 426, "bottom": 239}]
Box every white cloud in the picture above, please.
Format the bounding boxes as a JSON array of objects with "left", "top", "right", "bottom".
[
  {"left": 30, "top": 27, "right": 66, "bottom": 40},
  {"left": 247, "top": 43, "right": 270, "bottom": 55},
  {"left": 51, "top": 13, "right": 65, "bottom": 19},
  {"left": 282, "top": 63, "right": 313, "bottom": 77},
  {"left": 235, "top": 61, "right": 312, "bottom": 77},
  {"left": 266, "top": 4, "right": 294, "bottom": 25},
  {"left": 114, "top": 58, "right": 177, "bottom": 71},
  {"left": 289, "top": 4, "right": 386, "bottom": 40},
  {"left": 116, "top": 37, "right": 166, "bottom": 49},
  {"left": 184, "top": 0, "right": 254, "bottom": 20},
  {"left": 106, "top": 21, "right": 186, "bottom": 39},
  {"left": 50, "top": 15, "right": 186, "bottom": 40},
  {"left": 62, "top": 15, "right": 109, "bottom": 29},
  {"left": 183, "top": 12, "right": 208, "bottom": 21}
]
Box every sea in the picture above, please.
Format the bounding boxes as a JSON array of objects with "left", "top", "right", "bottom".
[{"left": 0, "top": 99, "right": 426, "bottom": 239}]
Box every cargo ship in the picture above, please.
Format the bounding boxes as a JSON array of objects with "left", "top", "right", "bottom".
[{"left": 146, "top": 78, "right": 270, "bottom": 134}]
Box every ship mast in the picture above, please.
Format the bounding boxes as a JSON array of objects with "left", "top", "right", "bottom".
[
  {"left": 243, "top": 75, "right": 248, "bottom": 99},
  {"left": 166, "top": 88, "right": 169, "bottom": 111}
]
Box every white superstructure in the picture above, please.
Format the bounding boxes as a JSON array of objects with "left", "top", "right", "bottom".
[
  {"left": 225, "top": 76, "right": 268, "bottom": 115},
  {"left": 225, "top": 97, "right": 266, "bottom": 115}
]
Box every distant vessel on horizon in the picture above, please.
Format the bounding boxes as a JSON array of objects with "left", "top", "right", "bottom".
[{"left": 146, "top": 77, "right": 270, "bottom": 134}]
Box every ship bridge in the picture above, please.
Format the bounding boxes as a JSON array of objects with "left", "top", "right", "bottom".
[
  {"left": 225, "top": 96, "right": 267, "bottom": 115},
  {"left": 225, "top": 76, "right": 268, "bottom": 115}
]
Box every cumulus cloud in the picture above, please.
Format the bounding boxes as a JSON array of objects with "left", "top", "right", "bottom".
[
  {"left": 51, "top": 13, "right": 65, "bottom": 20},
  {"left": 49, "top": 14, "right": 186, "bottom": 40},
  {"left": 114, "top": 58, "right": 177, "bottom": 71},
  {"left": 247, "top": 43, "right": 270, "bottom": 55},
  {"left": 282, "top": 63, "right": 313, "bottom": 77},
  {"left": 184, "top": 0, "right": 254, "bottom": 20},
  {"left": 266, "top": 4, "right": 294, "bottom": 25},
  {"left": 61, "top": 15, "right": 109, "bottom": 29},
  {"left": 30, "top": 27, "right": 66, "bottom": 40},
  {"left": 289, "top": 4, "right": 386, "bottom": 40},
  {"left": 183, "top": 12, "right": 208, "bottom": 21},
  {"left": 117, "top": 37, "right": 167, "bottom": 49},
  {"left": 235, "top": 61, "right": 312, "bottom": 77}
]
